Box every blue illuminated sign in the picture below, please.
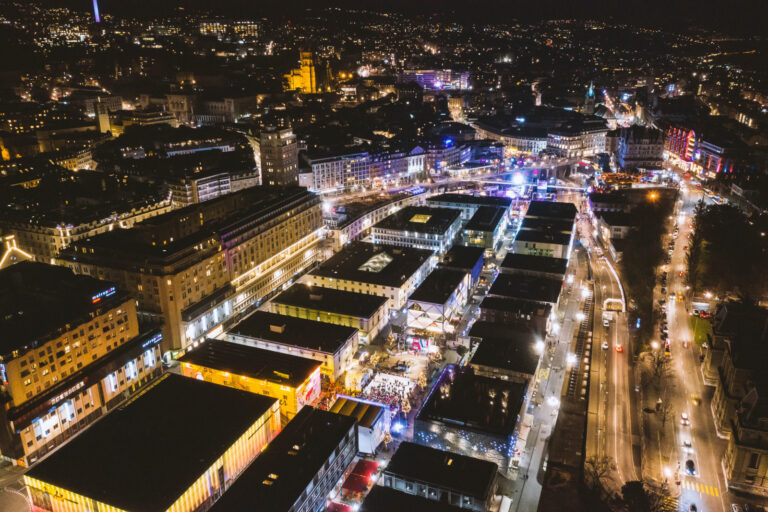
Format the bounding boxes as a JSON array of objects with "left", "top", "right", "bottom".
[
  {"left": 91, "top": 286, "right": 116, "bottom": 303},
  {"left": 142, "top": 333, "right": 163, "bottom": 348}
]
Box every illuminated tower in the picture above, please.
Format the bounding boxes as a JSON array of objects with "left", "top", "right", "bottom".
[
  {"left": 283, "top": 52, "right": 317, "bottom": 93},
  {"left": 92, "top": 0, "right": 101, "bottom": 23},
  {"left": 584, "top": 81, "right": 596, "bottom": 115}
]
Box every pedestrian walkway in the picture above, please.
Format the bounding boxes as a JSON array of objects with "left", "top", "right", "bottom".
[{"left": 681, "top": 479, "right": 720, "bottom": 496}]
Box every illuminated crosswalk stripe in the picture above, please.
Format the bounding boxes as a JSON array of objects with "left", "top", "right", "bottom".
[{"left": 683, "top": 480, "right": 720, "bottom": 496}]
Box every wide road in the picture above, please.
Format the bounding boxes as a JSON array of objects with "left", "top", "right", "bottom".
[
  {"left": 665, "top": 185, "right": 730, "bottom": 512},
  {"left": 584, "top": 210, "right": 641, "bottom": 492}
]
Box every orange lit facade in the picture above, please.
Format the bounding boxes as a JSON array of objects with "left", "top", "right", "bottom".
[
  {"left": 180, "top": 362, "right": 321, "bottom": 420},
  {"left": 24, "top": 400, "right": 280, "bottom": 512}
]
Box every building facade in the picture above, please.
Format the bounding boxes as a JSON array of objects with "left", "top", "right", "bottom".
[
  {"left": 57, "top": 188, "right": 323, "bottom": 357},
  {"left": 260, "top": 127, "right": 299, "bottom": 186}
]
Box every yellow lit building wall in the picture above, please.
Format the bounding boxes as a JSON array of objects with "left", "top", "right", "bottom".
[
  {"left": 180, "top": 363, "right": 321, "bottom": 420},
  {"left": 24, "top": 401, "right": 280, "bottom": 512},
  {"left": 284, "top": 52, "right": 316, "bottom": 93},
  {"left": 270, "top": 302, "right": 385, "bottom": 343},
  {"left": 5, "top": 299, "right": 139, "bottom": 408}
]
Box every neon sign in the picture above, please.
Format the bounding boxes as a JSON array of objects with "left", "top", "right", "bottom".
[
  {"left": 91, "top": 287, "right": 116, "bottom": 303},
  {"left": 142, "top": 333, "right": 163, "bottom": 348}
]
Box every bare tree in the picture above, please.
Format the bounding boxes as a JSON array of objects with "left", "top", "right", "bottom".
[
  {"left": 646, "top": 480, "right": 671, "bottom": 512},
  {"left": 658, "top": 396, "right": 675, "bottom": 434},
  {"left": 584, "top": 455, "right": 616, "bottom": 492}
]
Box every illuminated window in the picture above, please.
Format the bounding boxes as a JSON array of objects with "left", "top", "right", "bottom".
[
  {"left": 143, "top": 349, "right": 156, "bottom": 368},
  {"left": 125, "top": 361, "right": 138, "bottom": 381}
]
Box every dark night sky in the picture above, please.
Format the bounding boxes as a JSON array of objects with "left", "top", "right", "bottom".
[{"left": 36, "top": 0, "right": 768, "bottom": 35}]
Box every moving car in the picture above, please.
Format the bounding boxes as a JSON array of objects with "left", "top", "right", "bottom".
[
  {"left": 615, "top": 344, "right": 623, "bottom": 352},
  {"left": 681, "top": 412, "right": 690, "bottom": 426},
  {"left": 683, "top": 439, "right": 692, "bottom": 450},
  {"left": 685, "top": 459, "right": 696, "bottom": 475},
  {"left": 601, "top": 341, "right": 609, "bottom": 350}
]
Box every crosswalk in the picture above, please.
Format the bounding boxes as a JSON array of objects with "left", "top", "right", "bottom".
[
  {"left": 662, "top": 496, "right": 678, "bottom": 512},
  {"left": 681, "top": 479, "right": 720, "bottom": 496}
]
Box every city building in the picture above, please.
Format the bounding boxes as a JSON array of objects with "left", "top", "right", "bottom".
[
  {"left": 302, "top": 147, "right": 426, "bottom": 193},
  {"left": 407, "top": 268, "right": 470, "bottom": 334},
  {"left": 1, "top": 195, "right": 172, "bottom": 263},
  {"left": 545, "top": 120, "right": 608, "bottom": 158},
  {"left": 471, "top": 124, "right": 548, "bottom": 157},
  {"left": 426, "top": 193, "right": 512, "bottom": 222},
  {"left": 468, "top": 323, "right": 542, "bottom": 384},
  {"left": 461, "top": 206, "right": 508, "bottom": 250},
  {"left": 512, "top": 229, "right": 572, "bottom": 259},
  {"left": 260, "top": 127, "right": 299, "bottom": 186},
  {"left": 616, "top": 126, "right": 664, "bottom": 171},
  {"left": 723, "top": 382, "right": 768, "bottom": 498},
  {"left": 499, "top": 253, "right": 568, "bottom": 281},
  {"left": 168, "top": 169, "right": 259, "bottom": 207},
  {"left": 329, "top": 395, "right": 390, "bottom": 454},
  {"left": 439, "top": 245, "right": 485, "bottom": 289},
  {"left": 488, "top": 274, "right": 562, "bottom": 307},
  {"left": 382, "top": 441, "right": 498, "bottom": 511},
  {"left": 24, "top": 374, "right": 280, "bottom": 512},
  {"left": 414, "top": 366, "right": 527, "bottom": 473},
  {"left": 270, "top": 283, "right": 388, "bottom": 343},
  {"left": 57, "top": 187, "right": 323, "bottom": 356},
  {"left": 708, "top": 304, "right": 768, "bottom": 437},
  {"left": 477, "top": 297, "right": 553, "bottom": 337},
  {"left": 0, "top": 262, "right": 164, "bottom": 466},
  {"left": 524, "top": 200, "right": 577, "bottom": 224},
  {"left": 178, "top": 339, "right": 321, "bottom": 421},
  {"left": 371, "top": 206, "right": 462, "bottom": 254},
  {"left": 227, "top": 311, "right": 359, "bottom": 382},
  {"left": 284, "top": 51, "right": 317, "bottom": 94},
  {"left": 361, "top": 485, "right": 466, "bottom": 512},
  {"left": 307, "top": 241, "right": 436, "bottom": 310},
  {"left": 324, "top": 194, "right": 422, "bottom": 251},
  {"left": 209, "top": 407, "right": 357, "bottom": 512},
  {"left": 397, "top": 70, "right": 471, "bottom": 91}
]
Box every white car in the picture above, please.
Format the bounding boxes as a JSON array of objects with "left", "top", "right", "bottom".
[{"left": 601, "top": 341, "right": 609, "bottom": 350}]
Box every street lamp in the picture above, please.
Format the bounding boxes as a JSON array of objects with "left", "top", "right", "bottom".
[{"left": 651, "top": 341, "right": 659, "bottom": 350}]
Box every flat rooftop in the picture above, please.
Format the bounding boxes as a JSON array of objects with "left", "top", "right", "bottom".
[
  {"left": 417, "top": 366, "right": 526, "bottom": 438},
  {"left": 329, "top": 395, "right": 386, "bottom": 429},
  {"left": 26, "top": 375, "right": 278, "bottom": 511},
  {"left": 272, "top": 282, "right": 387, "bottom": 319},
  {"left": 520, "top": 217, "right": 574, "bottom": 234},
  {"left": 465, "top": 206, "right": 506, "bottom": 232},
  {"left": 310, "top": 241, "right": 434, "bottom": 288},
  {"left": 597, "top": 211, "right": 636, "bottom": 227},
  {"left": 427, "top": 193, "right": 512, "bottom": 208},
  {"left": 178, "top": 339, "right": 320, "bottom": 387},
  {"left": 230, "top": 311, "right": 358, "bottom": 355},
  {"left": 361, "top": 486, "right": 465, "bottom": 512},
  {"left": 500, "top": 253, "right": 568, "bottom": 277},
  {"left": 469, "top": 323, "right": 541, "bottom": 376},
  {"left": 386, "top": 441, "right": 498, "bottom": 499},
  {"left": 373, "top": 206, "right": 461, "bottom": 235},
  {"left": 525, "top": 200, "right": 577, "bottom": 221},
  {"left": 439, "top": 245, "right": 485, "bottom": 272},
  {"left": 209, "top": 407, "right": 356, "bottom": 512},
  {"left": 489, "top": 274, "right": 562, "bottom": 304},
  {"left": 514, "top": 229, "right": 571, "bottom": 246},
  {"left": 408, "top": 268, "right": 466, "bottom": 305},
  {"left": 0, "top": 262, "right": 126, "bottom": 357}
]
